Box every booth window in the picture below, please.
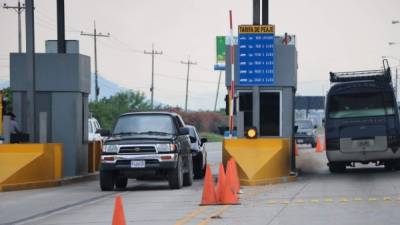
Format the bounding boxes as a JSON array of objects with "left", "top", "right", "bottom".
[
  {"left": 239, "top": 92, "right": 253, "bottom": 129},
  {"left": 260, "top": 92, "right": 280, "bottom": 136}
]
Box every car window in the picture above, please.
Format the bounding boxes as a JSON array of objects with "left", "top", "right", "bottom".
[
  {"left": 113, "top": 114, "right": 176, "bottom": 134},
  {"left": 189, "top": 127, "right": 196, "bottom": 137}
]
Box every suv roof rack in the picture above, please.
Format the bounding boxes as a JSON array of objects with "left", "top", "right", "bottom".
[{"left": 329, "top": 68, "right": 392, "bottom": 83}]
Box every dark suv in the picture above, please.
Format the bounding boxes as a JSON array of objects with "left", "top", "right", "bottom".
[{"left": 99, "top": 112, "right": 193, "bottom": 190}]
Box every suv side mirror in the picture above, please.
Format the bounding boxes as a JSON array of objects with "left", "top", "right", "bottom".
[
  {"left": 179, "top": 127, "right": 190, "bottom": 135},
  {"left": 189, "top": 136, "right": 197, "bottom": 143},
  {"left": 201, "top": 138, "right": 208, "bottom": 145},
  {"left": 294, "top": 125, "right": 299, "bottom": 133},
  {"left": 97, "top": 128, "right": 111, "bottom": 137}
]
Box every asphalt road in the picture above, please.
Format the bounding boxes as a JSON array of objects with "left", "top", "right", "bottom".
[{"left": 2, "top": 142, "right": 400, "bottom": 225}]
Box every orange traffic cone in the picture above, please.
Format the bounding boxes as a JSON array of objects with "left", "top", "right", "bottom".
[
  {"left": 295, "top": 143, "right": 299, "bottom": 156},
  {"left": 200, "top": 164, "right": 218, "bottom": 205},
  {"left": 112, "top": 195, "right": 126, "bottom": 225},
  {"left": 315, "top": 137, "right": 325, "bottom": 153},
  {"left": 222, "top": 160, "right": 239, "bottom": 205},
  {"left": 216, "top": 163, "right": 226, "bottom": 203},
  {"left": 227, "top": 159, "right": 241, "bottom": 194}
]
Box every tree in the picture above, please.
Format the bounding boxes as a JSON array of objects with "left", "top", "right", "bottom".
[{"left": 89, "top": 90, "right": 152, "bottom": 129}]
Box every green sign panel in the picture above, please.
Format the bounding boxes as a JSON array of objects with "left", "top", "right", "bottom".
[{"left": 216, "top": 36, "right": 226, "bottom": 64}]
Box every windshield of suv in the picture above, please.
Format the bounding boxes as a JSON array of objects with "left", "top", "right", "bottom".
[
  {"left": 328, "top": 91, "right": 395, "bottom": 119},
  {"left": 296, "top": 120, "right": 313, "bottom": 129},
  {"left": 113, "top": 114, "right": 176, "bottom": 135}
]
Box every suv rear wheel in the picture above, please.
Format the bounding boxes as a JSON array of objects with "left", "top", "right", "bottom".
[
  {"left": 100, "top": 171, "right": 115, "bottom": 191},
  {"left": 183, "top": 154, "right": 193, "bottom": 186},
  {"left": 193, "top": 154, "right": 206, "bottom": 179},
  {"left": 328, "top": 162, "right": 346, "bottom": 173},
  {"left": 168, "top": 156, "right": 183, "bottom": 189},
  {"left": 115, "top": 176, "right": 128, "bottom": 189}
]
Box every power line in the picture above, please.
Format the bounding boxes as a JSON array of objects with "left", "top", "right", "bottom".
[
  {"left": 3, "top": 0, "right": 26, "bottom": 53},
  {"left": 181, "top": 57, "right": 197, "bottom": 112},
  {"left": 144, "top": 44, "right": 163, "bottom": 109},
  {"left": 80, "top": 21, "right": 110, "bottom": 102}
]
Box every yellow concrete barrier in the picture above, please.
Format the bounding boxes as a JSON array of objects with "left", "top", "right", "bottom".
[
  {"left": 223, "top": 138, "right": 296, "bottom": 186},
  {"left": 88, "top": 141, "right": 102, "bottom": 173},
  {"left": 0, "top": 144, "right": 63, "bottom": 191}
]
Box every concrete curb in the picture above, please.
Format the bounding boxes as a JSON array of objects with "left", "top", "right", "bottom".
[{"left": 1, "top": 172, "right": 99, "bottom": 192}]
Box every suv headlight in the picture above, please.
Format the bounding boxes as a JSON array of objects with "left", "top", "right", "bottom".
[
  {"left": 102, "top": 145, "right": 118, "bottom": 153},
  {"left": 156, "top": 143, "right": 177, "bottom": 152}
]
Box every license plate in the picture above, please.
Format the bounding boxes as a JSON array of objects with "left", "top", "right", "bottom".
[
  {"left": 131, "top": 160, "right": 145, "bottom": 168},
  {"left": 356, "top": 140, "right": 373, "bottom": 148}
]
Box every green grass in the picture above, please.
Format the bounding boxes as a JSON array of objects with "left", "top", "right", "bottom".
[{"left": 200, "top": 132, "right": 223, "bottom": 142}]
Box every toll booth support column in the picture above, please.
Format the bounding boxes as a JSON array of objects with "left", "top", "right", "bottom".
[{"left": 252, "top": 87, "right": 260, "bottom": 134}]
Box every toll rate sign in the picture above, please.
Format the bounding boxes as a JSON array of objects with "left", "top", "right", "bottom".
[{"left": 238, "top": 25, "right": 275, "bottom": 86}]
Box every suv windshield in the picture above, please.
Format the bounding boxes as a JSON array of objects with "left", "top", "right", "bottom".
[
  {"left": 113, "top": 114, "right": 175, "bottom": 135},
  {"left": 328, "top": 91, "right": 395, "bottom": 119},
  {"left": 296, "top": 120, "right": 313, "bottom": 129}
]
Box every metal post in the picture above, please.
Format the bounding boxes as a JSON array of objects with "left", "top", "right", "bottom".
[
  {"left": 262, "top": 0, "right": 269, "bottom": 25},
  {"left": 253, "top": 0, "right": 260, "bottom": 25},
  {"left": 94, "top": 21, "right": 99, "bottom": 101},
  {"left": 396, "top": 67, "right": 398, "bottom": 99},
  {"left": 57, "top": 0, "right": 65, "bottom": 53},
  {"left": 80, "top": 22, "right": 110, "bottom": 102},
  {"left": 185, "top": 60, "right": 190, "bottom": 112},
  {"left": 181, "top": 57, "right": 196, "bottom": 112},
  {"left": 214, "top": 71, "right": 222, "bottom": 111},
  {"left": 17, "top": 0, "right": 22, "bottom": 53},
  {"left": 151, "top": 46, "right": 155, "bottom": 108},
  {"left": 291, "top": 87, "right": 297, "bottom": 175},
  {"left": 25, "top": 0, "right": 36, "bottom": 142},
  {"left": 3, "top": 0, "right": 26, "bottom": 53},
  {"left": 144, "top": 44, "right": 163, "bottom": 109}
]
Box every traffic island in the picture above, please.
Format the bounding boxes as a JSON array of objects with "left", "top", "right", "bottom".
[
  {"left": 0, "top": 143, "right": 63, "bottom": 191},
  {"left": 223, "top": 138, "right": 297, "bottom": 185}
]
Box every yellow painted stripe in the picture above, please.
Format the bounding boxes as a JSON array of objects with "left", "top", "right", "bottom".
[
  {"left": 197, "top": 205, "right": 230, "bottom": 225},
  {"left": 174, "top": 206, "right": 208, "bottom": 225}
]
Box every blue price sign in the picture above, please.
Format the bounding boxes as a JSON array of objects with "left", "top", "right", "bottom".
[{"left": 238, "top": 25, "right": 275, "bottom": 86}]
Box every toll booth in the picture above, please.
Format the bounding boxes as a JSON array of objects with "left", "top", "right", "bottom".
[
  {"left": 223, "top": 25, "right": 297, "bottom": 185},
  {"left": 10, "top": 41, "right": 90, "bottom": 177}
]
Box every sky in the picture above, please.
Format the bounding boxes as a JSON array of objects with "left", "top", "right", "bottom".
[{"left": 1, "top": 0, "right": 400, "bottom": 110}]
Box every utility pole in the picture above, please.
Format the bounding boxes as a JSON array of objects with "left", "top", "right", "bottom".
[
  {"left": 181, "top": 57, "right": 197, "bottom": 112},
  {"left": 214, "top": 71, "right": 222, "bottom": 111},
  {"left": 3, "top": 0, "right": 26, "bottom": 53},
  {"left": 81, "top": 21, "right": 110, "bottom": 102},
  {"left": 144, "top": 44, "right": 163, "bottom": 109},
  {"left": 25, "top": 0, "right": 35, "bottom": 142}
]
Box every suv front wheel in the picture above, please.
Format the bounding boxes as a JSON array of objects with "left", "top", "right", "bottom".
[
  {"left": 100, "top": 171, "right": 115, "bottom": 191},
  {"left": 168, "top": 156, "right": 183, "bottom": 189}
]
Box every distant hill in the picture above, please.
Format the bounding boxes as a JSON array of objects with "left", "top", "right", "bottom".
[
  {"left": 89, "top": 74, "right": 124, "bottom": 101},
  {"left": 0, "top": 80, "right": 9, "bottom": 89}
]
